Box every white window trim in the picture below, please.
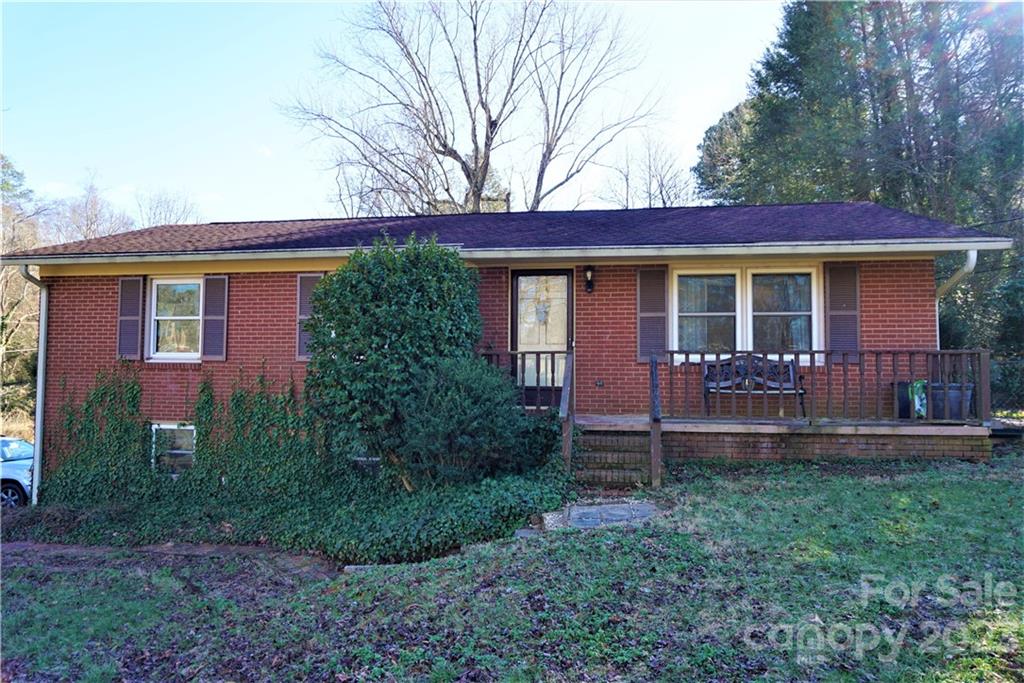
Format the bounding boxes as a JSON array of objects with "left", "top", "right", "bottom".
[
  {"left": 670, "top": 264, "right": 824, "bottom": 362},
  {"left": 150, "top": 423, "right": 196, "bottom": 473},
  {"left": 147, "top": 277, "right": 203, "bottom": 362},
  {"left": 670, "top": 267, "right": 742, "bottom": 361}
]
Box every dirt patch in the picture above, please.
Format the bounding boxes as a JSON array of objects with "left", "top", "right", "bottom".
[{"left": 1, "top": 541, "right": 341, "bottom": 582}]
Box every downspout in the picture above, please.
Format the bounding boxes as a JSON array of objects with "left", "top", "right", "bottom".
[
  {"left": 934, "top": 250, "right": 978, "bottom": 349},
  {"left": 936, "top": 250, "right": 978, "bottom": 298},
  {"left": 17, "top": 265, "right": 46, "bottom": 505}
]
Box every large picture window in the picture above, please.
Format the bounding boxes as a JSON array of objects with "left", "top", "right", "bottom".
[
  {"left": 676, "top": 274, "right": 736, "bottom": 352},
  {"left": 751, "top": 273, "right": 812, "bottom": 350},
  {"left": 670, "top": 267, "right": 820, "bottom": 357},
  {"left": 150, "top": 278, "right": 202, "bottom": 360}
]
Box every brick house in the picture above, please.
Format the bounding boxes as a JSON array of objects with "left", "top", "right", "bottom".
[{"left": 5, "top": 202, "right": 1012, "bottom": 490}]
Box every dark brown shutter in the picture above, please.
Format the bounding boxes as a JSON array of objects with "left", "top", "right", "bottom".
[
  {"left": 825, "top": 263, "right": 859, "bottom": 358},
  {"left": 637, "top": 267, "right": 668, "bottom": 361},
  {"left": 117, "top": 277, "right": 144, "bottom": 360},
  {"left": 201, "top": 275, "right": 228, "bottom": 361},
  {"left": 296, "top": 274, "right": 323, "bottom": 360}
]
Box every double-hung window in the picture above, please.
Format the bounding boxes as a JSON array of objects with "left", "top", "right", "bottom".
[
  {"left": 150, "top": 278, "right": 202, "bottom": 360},
  {"left": 676, "top": 274, "right": 737, "bottom": 352},
  {"left": 750, "top": 273, "right": 813, "bottom": 351}
]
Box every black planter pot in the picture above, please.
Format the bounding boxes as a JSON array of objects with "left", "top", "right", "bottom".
[{"left": 896, "top": 382, "right": 975, "bottom": 420}]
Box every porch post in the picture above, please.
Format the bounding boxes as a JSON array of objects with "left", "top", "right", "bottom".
[
  {"left": 559, "top": 353, "right": 574, "bottom": 473},
  {"left": 649, "top": 355, "right": 662, "bottom": 488}
]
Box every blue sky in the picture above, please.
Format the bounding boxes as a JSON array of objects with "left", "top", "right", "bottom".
[{"left": 3, "top": 1, "right": 783, "bottom": 222}]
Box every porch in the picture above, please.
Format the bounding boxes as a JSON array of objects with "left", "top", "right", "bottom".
[{"left": 483, "top": 348, "right": 995, "bottom": 486}]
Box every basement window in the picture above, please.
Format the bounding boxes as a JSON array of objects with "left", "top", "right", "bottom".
[{"left": 151, "top": 424, "right": 195, "bottom": 476}]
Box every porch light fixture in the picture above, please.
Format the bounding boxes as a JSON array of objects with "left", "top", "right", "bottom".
[{"left": 584, "top": 265, "right": 595, "bottom": 293}]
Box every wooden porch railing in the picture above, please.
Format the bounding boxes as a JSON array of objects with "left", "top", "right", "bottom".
[
  {"left": 660, "top": 350, "right": 991, "bottom": 424},
  {"left": 482, "top": 350, "right": 574, "bottom": 471},
  {"left": 481, "top": 351, "right": 570, "bottom": 411}
]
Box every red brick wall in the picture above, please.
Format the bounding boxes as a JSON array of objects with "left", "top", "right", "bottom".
[
  {"left": 860, "top": 260, "right": 937, "bottom": 349},
  {"left": 573, "top": 265, "right": 650, "bottom": 414},
  {"left": 42, "top": 266, "right": 516, "bottom": 469},
  {"left": 477, "top": 267, "right": 509, "bottom": 353},
  {"left": 41, "top": 273, "right": 308, "bottom": 468},
  {"left": 40, "top": 259, "right": 941, "bottom": 466}
]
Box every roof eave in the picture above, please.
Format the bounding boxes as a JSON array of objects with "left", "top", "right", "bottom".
[{"left": 3, "top": 236, "right": 1013, "bottom": 266}]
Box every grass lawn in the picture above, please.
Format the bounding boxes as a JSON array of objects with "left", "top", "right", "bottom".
[{"left": 3, "top": 452, "right": 1022, "bottom": 681}]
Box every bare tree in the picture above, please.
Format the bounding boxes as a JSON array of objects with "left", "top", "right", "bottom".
[
  {"left": 1, "top": 157, "right": 47, "bottom": 426},
  {"left": 292, "top": 0, "right": 649, "bottom": 215},
  {"left": 44, "top": 179, "right": 135, "bottom": 244},
  {"left": 1, "top": 157, "right": 45, "bottom": 353},
  {"left": 136, "top": 191, "right": 201, "bottom": 227},
  {"left": 602, "top": 136, "right": 693, "bottom": 209},
  {"left": 523, "top": 4, "right": 652, "bottom": 210}
]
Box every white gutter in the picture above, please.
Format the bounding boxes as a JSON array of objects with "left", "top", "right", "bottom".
[
  {"left": 17, "top": 265, "right": 46, "bottom": 505},
  {"left": 936, "top": 249, "right": 978, "bottom": 298},
  {"left": 1, "top": 237, "right": 1013, "bottom": 266}
]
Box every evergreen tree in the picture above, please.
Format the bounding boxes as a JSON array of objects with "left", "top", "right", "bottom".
[{"left": 693, "top": 1, "right": 1023, "bottom": 350}]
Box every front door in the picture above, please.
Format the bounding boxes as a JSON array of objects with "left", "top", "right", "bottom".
[{"left": 512, "top": 270, "right": 572, "bottom": 406}]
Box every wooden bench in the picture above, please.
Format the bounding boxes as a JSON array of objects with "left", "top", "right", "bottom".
[{"left": 702, "top": 355, "right": 806, "bottom": 417}]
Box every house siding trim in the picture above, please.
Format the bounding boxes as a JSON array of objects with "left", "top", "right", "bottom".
[{"left": 10, "top": 235, "right": 1011, "bottom": 272}]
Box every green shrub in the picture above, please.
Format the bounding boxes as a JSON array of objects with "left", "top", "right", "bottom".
[
  {"left": 41, "top": 369, "right": 163, "bottom": 508},
  {"left": 519, "top": 409, "right": 563, "bottom": 466},
  {"left": 398, "top": 356, "right": 536, "bottom": 482},
  {"left": 305, "top": 235, "right": 485, "bottom": 488}
]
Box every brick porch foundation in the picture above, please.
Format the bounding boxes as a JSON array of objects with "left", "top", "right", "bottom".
[
  {"left": 575, "top": 419, "right": 992, "bottom": 478},
  {"left": 662, "top": 424, "right": 991, "bottom": 462}
]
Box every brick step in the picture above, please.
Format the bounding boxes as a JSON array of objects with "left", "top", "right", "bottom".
[
  {"left": 575, "top": 451, "right": 651, "bottom": 469},
  {"left": 574, "top": 468, "right": 651, "bottom": 486},
  {"left": 577, "top": 433, "right": 650, "bottom": 454}
]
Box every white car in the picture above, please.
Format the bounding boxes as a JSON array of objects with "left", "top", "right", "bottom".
[{"left": 1, "top": 437, "right": 34, "bottom": 508}]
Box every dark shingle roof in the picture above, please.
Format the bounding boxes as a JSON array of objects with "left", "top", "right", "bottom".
[{"left": 5, "top": 202, "right": 1006, "bottom": 260}]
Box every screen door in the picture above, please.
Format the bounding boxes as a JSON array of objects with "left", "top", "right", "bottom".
[{"left": 512, "top": 271, "right": 572, "bottom": 396}]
